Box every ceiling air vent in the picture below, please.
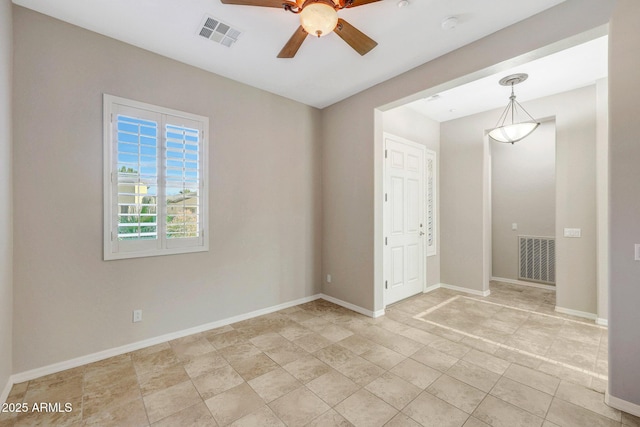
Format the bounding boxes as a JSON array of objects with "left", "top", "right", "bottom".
[{"left": 198, "top": 15, "right": 241, "bottom": 47}]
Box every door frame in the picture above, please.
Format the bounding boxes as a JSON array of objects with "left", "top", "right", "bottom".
[{"left": 382, "top": 132, "right": 428, "bottom": 308}]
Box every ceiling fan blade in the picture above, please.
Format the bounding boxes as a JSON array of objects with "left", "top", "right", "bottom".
[
  {"left": 221, "top": 0, "right": 293, "bottom": 8},
  {"left": 344, "top": 0, "right": 381, "bottom": 8},
  {"left": 278, "top": 26, "right": 308, "bottom": 58},
  {"left": 334, "top": 18, "right": 377, "bottom": 56}
]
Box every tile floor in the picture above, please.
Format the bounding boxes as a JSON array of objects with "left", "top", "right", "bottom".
[{"left": 1, "top": 281, "right": 639, "bottom": 427}]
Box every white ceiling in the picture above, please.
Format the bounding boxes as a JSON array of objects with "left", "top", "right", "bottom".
[
  {"left": 404, "top": 36, "right": 608, "bottom": 122},
  {"left": 13, "top": 0, "right": 567, "bottom": 108}
]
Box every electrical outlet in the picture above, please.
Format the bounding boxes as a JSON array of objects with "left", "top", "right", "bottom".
[
  {"left": 133, "top": 309, "right": 142, "bottom": 323},
  {"left": 326, "top": 274, "right": 332, "bottom": 283}
]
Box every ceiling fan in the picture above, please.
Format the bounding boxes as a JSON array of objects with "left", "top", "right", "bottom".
[{"left": 220, "top": 0, "right": 380, "bottom": 58}]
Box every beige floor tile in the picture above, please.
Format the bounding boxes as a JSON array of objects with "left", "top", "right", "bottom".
[
  {"left": 623, "top": 411, "right": 640, "bottom": 427},
  {"left": 429, "top": 338, "right": 472, "bottom": 359},
  {"left": 403, "top": 391, "right": 469, "bottom": 427},
  {"left": 130, "top": 343, "right": 171, "bottom": 360},
  {"left": 23, "top": 372, "right": 84, "bottom": 405},
  {"left": 459, "top": 337, "right": 500, "bottom": 355},
  {"left": 205, "top": 383, "right": 265, "bottom": 426},
  {"left": 555, "top": 380, "right": 621, "bottom": 421},
  {"left": 318, "top": 324, "right": 354, "bottom": 342},
  {"left": 269, "top": 386, "right": 331, "bottom": 426},
  {"left": 293, "top": 333, "right": 334, "bottom": 352},
  {"left": 282, "top": 355, "right": 331, "bottom": 384},
  {"left": 192, "top": 365, "right": 245, "bottom": 400},
  {"left": 542, "top": 421, "right": 561, "bottom": 427},
  {"left": 184, "top": 351, "right": 230, "bottom": 378},
  {"left": 537, "top": 361, "right": 593, "bottom": 388},
  {"left": 503, "top": 363, "right": 560, "bottom": 395},
  {"left": 411, "top": 346, "right": 459, "bottom": 372},
  {"left": 447, "top": 360, "right": 500, "bottom": 393},
  {"left": 247, "top": 368, "right": 300, "bottom": 403},
  {"left": 462, "top": 349, "right": 511, "bottom": 375},
  {"left": 333, "top": 355, "right": 386, "bottom": 386},
  {"left": 151, "top": 401, "right": 217, "bottom": 427},
  {"left": 143, "top": 380, "right": 203, "bottom": 424},
  {"left": 545, "top": 339, "right": 598, "bottom": 371},
  {"left": 171, "top": 337, "right": 216, "bottom": 361},
  {"left": 365, "top": 372, "right": 421, "bottom": 410},
  {"left": 384, "top": 413, "right": 422, "bottom": 426},
  {"left": 335, "top": 335, "right": 377, "bottom": 355},
  {"left": 138, "top": 363, "right": 190, "bottom": 396},
  {"left": 229, "top": 405, "right": 284, "bottom": 427},
  {"left": 82, "top": 375, "right": 141, "bottom": 420},
  {"left": 463, "top": 417, "right": 491, "bottom": 427},
  {"left": 306, "top": 409, "right": 354, "bottom": 427},
  {"left": 278, "top": 323, "right": 314, "bottom": 341},
  {"left": 546, "top": 397, "right": 621, "bottom": 427},
  {"left": 249, "top": 332, "right": 289, "bottom": 350},
  {"left": 208, "top": 330, "right": 251, "bottom": 350},
  {"left": 390, "top": 358, "right": 441, "bottom": 389},
  {"left": 489, "top": 376, "right": 552, "bottom": 418},
  {"left": 334, "top": 389, "right": 398, "bottom": 427},
  {"left": 132, "top": 348, "right": 180, "bottom": 377},
  {"left": 314, "top": 344, "right": 358, "bottom": 368},
  {"left": 492, "top": 348, "right": 541, "bottom": 369},
  {"left": 398, "top": 327, "right": 440, "bottom": 345},
  {"left": 427, "top": 374, "right": 486, "bottom": 414},
  {"left": 361, "top": 345, "right": 406, "bottom": 370},
  {"left": 472, "top": 395, "right": 544, "bottom": 427},
  {"left": 218, "top": 343, "right": 263, "bottom": 365},
  {"left": 83, "top": 397, "right": 148, "bottom": 427},
  {"left": 306, "top": 370, "right": 359, "bottom": 406},
  {"left": 230, "top": 352, "right": 279, "bottom": 381},
  {"left": 263, "top": 341, "right": 309, "bottom": 365}
]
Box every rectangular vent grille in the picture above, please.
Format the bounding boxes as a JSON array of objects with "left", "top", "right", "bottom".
[
  {"left": 198, "top": 15, "right": 241, "bottom": 47},
  {"left": 518, "top": 235, "right": 555, "bottom": 285}
]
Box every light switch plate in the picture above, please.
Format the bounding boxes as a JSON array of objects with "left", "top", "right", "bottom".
[
  {"left": 512, "top": 223, "right": 518, "bottom": 231},
  {"left": 635, "top": 244, "right": 640, "bottom": 261},
  {"left": 563, "top": 228, "right": 581, "bottom": 238}
]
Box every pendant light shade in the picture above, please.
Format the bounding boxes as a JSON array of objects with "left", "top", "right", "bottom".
[
  {"left": 299, "top": 1, "right": 338, "bottom": 37},
  {"left": 489, "top": 73, "right": 539, "bottom": 144}
]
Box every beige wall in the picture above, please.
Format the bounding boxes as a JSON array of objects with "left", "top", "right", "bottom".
[
  {"left": 12, "top": 7, "right": 322, "bottom": 373},
  {"left": 0, "top": 0, "right": 13, "bottom": 396},
  {"left": 595, "top": 78, "right": 609, "bottom": 322},
  {"left": 322, "top": 0, "right": 614, "bottom": 312},
  {"left": 440, "top": 87, "right": 597, "bottom": 312},
  {"left": 491, "top": 121, "right": 556, "bottom": 281},
  {"left": 439, "top": 118, "right": 488, "bottom": 293},
  {"left": 381, "top": 106, "right": 441, "bottom": 287},
  {"left": 609, "top": 0, "right": 640, "bottom": 408}
]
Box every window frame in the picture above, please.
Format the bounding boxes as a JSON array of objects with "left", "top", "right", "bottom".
[
  {"left": 425, "top": 149, "right": 437, "bottom": 257},
  {"left": 103, "top": 94, "right": 209, "bottom": 260}
]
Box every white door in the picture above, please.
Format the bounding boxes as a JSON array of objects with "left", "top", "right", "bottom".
[{"left": 384, "top": 135, "right": 425, "bottom": 305}]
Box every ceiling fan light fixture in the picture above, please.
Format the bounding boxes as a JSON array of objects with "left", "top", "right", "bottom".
[
  {"left": 300, "top": 2, "right": 338, "bottom": 37},
  {"left": 489, "top": 73, "right": 540, "bottom": 144}
]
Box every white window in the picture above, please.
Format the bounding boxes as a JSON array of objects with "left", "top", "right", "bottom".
[{"left": 103, "top": 95, "right": 209, "bottom": 260}]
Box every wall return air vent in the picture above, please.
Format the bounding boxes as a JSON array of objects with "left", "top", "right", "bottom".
[{"left": 198, "top": 15, "right": 241, "bottom": 47}]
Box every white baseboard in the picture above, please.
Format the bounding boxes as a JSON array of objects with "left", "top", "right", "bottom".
[
  {"left": 319, "top": 293, "right": 383, "bottom": 318},
  {"left": 440, "top": 283, "right": 491, "bottom": 297},
  {"left": 606, "top": 392, "right": 640, "bottom": 417},
  {"left": 554, "top": 306, "right": 597, "bottom": 321},
  {"left": 1, "top": 376, "right": 12, "bottom": 404},
  {"left": 11, "top": 293, "right": 322, "bottom": 384},
  {"left": 423, "top": 284, "right": 440, "bottom": 294},
  {"left": 596, "top": 317, "right": 609, "bottom": 326},
  {"left": 491, "top": 276, "right": 556, "bottom": 291}
]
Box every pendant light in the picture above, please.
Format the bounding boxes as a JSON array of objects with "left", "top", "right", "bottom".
[{"left": 488, "top": 73, "right": 539, "bottom": 144}]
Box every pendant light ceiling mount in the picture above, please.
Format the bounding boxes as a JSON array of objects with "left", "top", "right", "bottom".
[{"left": 489, "top": 73, "right": 540, "bottom": 144}]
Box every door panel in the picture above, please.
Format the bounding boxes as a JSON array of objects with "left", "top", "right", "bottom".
[{"left": 384, "top": 135, "right": 425, "bottom": 305}]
